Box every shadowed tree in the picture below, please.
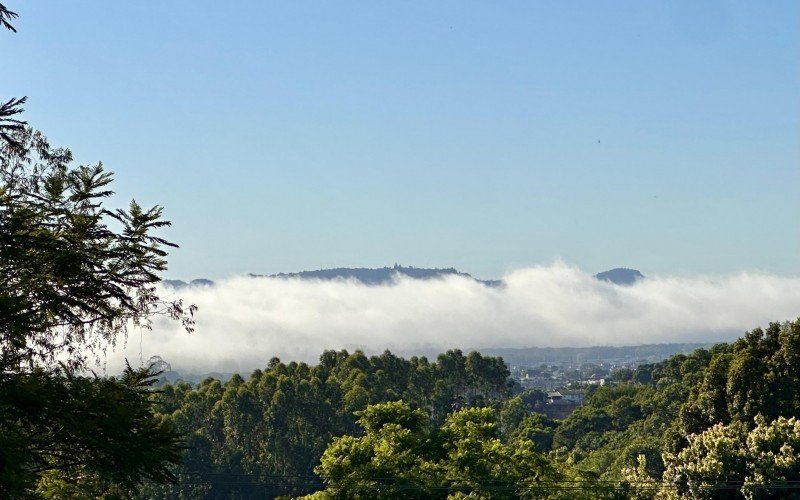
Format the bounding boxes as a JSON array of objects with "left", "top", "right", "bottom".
[{"left": 0, "top": 4, "right": 194, "bottom": 495}]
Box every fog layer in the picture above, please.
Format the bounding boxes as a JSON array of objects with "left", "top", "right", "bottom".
[{"left": 106, "top": 262, "right": 800, "bottom": 373}]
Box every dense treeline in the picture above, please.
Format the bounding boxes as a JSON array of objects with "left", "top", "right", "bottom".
[
  {"left": 139, "top": 350, "right": 512, "bottom": 498},
  {"left": 142, "top": 319, "right": 800, "bottom": 499},
  {"left": 557, "top": 318, "right": 800, "bottom": 498},
  {"left": 556, "top": 319, "right": 800, "bottom": 472}
]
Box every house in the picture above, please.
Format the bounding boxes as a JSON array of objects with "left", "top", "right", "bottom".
[
  {"left": 546, "top": 391, "right": 563, "bottom": 403},
  {"left": 543, "top": 391, "right": 581, "bottom": 419},
  {"left": 560, "top": 389, "right": 585, "bottom": 404}
]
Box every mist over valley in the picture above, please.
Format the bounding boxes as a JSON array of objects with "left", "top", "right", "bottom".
[{"left": 105, "top": 262, "right": 800, "bottom": 374}]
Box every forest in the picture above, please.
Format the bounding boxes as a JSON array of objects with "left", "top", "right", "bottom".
[{"left": 132, "top": 320, "right": 800, "bottom": 499}]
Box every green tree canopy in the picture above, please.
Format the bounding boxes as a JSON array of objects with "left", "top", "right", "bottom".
[
  {"left": 1, "top": 365, "right": 182, "bottom": 496},
  {"left": 307, "top": 401, "right": 559, "bottom": 499}
]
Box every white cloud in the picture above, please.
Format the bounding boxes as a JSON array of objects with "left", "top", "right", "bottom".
[{"left": 101, "top": 262, "right": 800, "bottom": 373}]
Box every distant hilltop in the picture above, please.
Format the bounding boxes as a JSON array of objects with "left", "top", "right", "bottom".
[
  {"left": 252, "top": 264, "right": 503, "bottom": 287},
  {"left": 164, "top": 266, "right": 644, "bottom": 288},
  {"left": 162, "top": 278, "right": 215, "bottom": 290},
  {"left": 593, "top": 268, "right": 644, "bottom": 285}
]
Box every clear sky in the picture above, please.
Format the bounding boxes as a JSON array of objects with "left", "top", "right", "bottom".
[{"left": 5, "top": 1, "right": 799, "bottom": 280}]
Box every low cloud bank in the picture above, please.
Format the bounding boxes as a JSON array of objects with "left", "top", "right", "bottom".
[{"left": 103, "top": 262, "right": 800, "bottom": 373}]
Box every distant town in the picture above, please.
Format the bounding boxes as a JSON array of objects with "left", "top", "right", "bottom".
[{"left": 499, "top": 342, "right": 713, "bottom": 419}]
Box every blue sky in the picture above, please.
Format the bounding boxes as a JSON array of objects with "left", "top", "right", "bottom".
[{"left": 5, "top": 1, "right": 799, "bottom": 280}]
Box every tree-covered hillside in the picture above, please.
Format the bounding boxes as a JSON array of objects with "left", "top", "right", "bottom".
[
  {"left": 140, "top": 319, "right": 800, "bottom": 499},
  {"left": 556, "top": 318, "right": 800, "bottom": 498}
]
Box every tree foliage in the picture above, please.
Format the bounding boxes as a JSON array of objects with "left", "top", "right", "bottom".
[
  {"left": 1, "top": 129, "right": 195, "bottom": 373},
  {"left": 306, "top": 401, "right": 559, "bottom": 499},
  {"left": 1, "top": 4, "right": 191, "bottom": 494},
  {"left": 662, "top": 416, "right": 800, "bottom": 500},
  {"left": 1, "top": 365, "right": 182, "bottom": 497},
  {"left": 550, "top": 319, "right": 800, "bottom": 497},
  {"left": 0, "top": 2, "right": 17, "bottom": 32},
  {"left": 141, "top": 349, "right": 515, "bottom": 498},
  {"left": 0, "top": 131, "right": 192, "bottom": 494}
]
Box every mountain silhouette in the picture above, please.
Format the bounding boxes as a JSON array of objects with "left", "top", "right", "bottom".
[
  {"left": 162, "top": 278, "right": 215, "bottom": 289},
  {"left": 164, "top": 266, "right": 643, "bottom": 288},
  {"left": 252, "top": 264, "right": 502, "bottom": 287},
  {"left": 593, "top": 268, "right": 644, "bottom": 285}
]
